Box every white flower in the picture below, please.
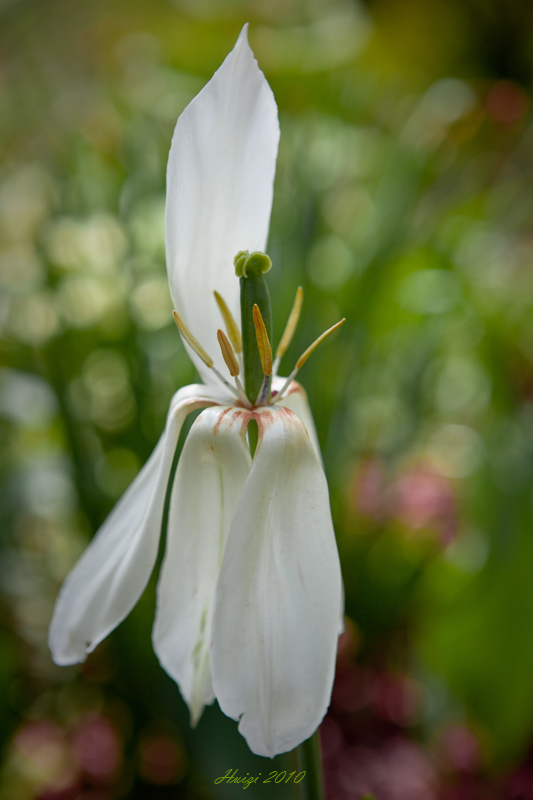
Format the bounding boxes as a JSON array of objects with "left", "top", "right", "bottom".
[{"left": 49, "top": 25, "right": 343, "bottom": 759}]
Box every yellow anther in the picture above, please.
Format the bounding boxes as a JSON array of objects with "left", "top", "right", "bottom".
[
  {"left": 252, "top": 304, "right": 273, "bottom": 376},
  {"left": 217, "top": 329, "right": 240, "bottom": 377},
  {"left": 296, "top": 318, "right": 345, "bottom": 369},
  {"left": 275, "top": 285, "right": 303, "bottom": 360},
  {"left": 173, "top": 310, "right": 213, "bottom": 368},
  {"left": 214, "top": 291, "right": 242, "bottom": 354}
]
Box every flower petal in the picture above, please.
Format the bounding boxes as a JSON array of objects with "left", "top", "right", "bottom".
[
  {"left": 165, "top": 24, "right": 280, "bottom": 382},
  {"left": 49, "top": 384, "right": 225, "bottom": 666},
  {"left": 274, "top": 378, "right": 322, "bottom": 464},
  {"left": 275, "top": 380, "right": 345, "bottom": 632},
  {"left": 211, "top": 406, "right": 342, "bottom": 757},
  {"left": 152, "top": 406, "right": 251, "bottom": 725}
]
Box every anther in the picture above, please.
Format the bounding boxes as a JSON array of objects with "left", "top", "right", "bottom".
[
  {"left": 274, "top": 318, "right": 346, "bottom": 402},
  {"left": 296, "top": 318, "right": 345, "bottom": 369},
  {"left": 173, "top": 310, "right": 213, "bottom": 368},
  {"left": 173, "top": 310, "right": 239, "bottom": 398},
  {"left": 217, "top": 329, "right": 240, "bottom": 377},
  {"left": 214, "top": 291, "right": 242, "bottom": 354},
  {"left": 216, "top": 329, "right": 250, "bottom": 406},
  {"left": 252, "top": 304, "right": 273, "bottom": 377},
  {"left": 273, "top": 285, "right": 303, "bottom": 376}
]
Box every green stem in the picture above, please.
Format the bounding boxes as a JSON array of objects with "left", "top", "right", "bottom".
[
  {"left": 247, "top": 418, "right": 259, "bottom": 458},
  {"left": 295, "top": 730, "right": 325, "bottom": 800}
]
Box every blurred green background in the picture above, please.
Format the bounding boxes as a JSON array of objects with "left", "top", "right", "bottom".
[{"left": 2, "top": 0, "right": 533, "bottom": 798}]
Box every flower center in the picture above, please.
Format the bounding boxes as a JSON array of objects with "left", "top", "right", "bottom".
[{"left": 172, "top": 250, "right": 345, "bottom": 410}]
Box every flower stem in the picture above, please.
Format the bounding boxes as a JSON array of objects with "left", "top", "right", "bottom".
[
  {"left": 296, "top": 729, "right": 325, "bottom": 800},
  {"left": 248, "top": 418, "right": 259, "bottom": 457}
]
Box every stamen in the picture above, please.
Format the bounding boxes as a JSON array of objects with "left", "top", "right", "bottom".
[
  {"left": 211, "top": 367, "right": 240, "bottom": 398},
  {"left": 217, "top": 329, "right": 240, "bottom": 377},
  {"left": 255, "top": 374, "right": 271, "bottom": 406},
  {"left": 214, "top": 291, "right": 242, "bottom": 354},
  {"left": 273, "top": 318, "right": 346, "bottom": 402},
  {"left": 173, "top": 310, "right": 213, "bottom": 368},
  {"left": 273, "top": 285, "right": 303, "bottom": 375},
  {"left": 252, "top": 304, "right": 273, "bottom": 377},
  {"left": 273, "top": 368, "right": 298, "bottom": 402},
  {"left": 173, "top": 310, "right": 239, "bottom": 398},
  {"left": 235, "top": 376, "right": 252, "bottom": 407},
  {"left": 296, "top": 318, "right": 345, "bottom": 369}
]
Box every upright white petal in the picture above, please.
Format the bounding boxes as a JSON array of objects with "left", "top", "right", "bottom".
[
  {"left": 165, "top": 24, "right": 280, "bottom": 382},
  {"left": 211, "top": 406, "right": 342, "bottom": 758},
  {"left": 153, "top": 406, "right": 251, "bottom": 725},
  {"left": 274, "top": 378, "right": 322, "bottom": 464},
  {"left": 49, "top": 384, "right": 226, "bottom": 666}
]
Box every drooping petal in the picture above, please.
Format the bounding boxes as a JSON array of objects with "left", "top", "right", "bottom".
[
  {"left": 165, "top": 25, "right": 280, "bottom": 382},
  {"left": 275, "top": 380, "right": 346, "bottom": 631},
  {"left": 275, "top": 379, "right": 345, "bottom": 634},
  {"left": 273, "top": 378, "right": 322, "bottom": 463},
  {"left": 49, "top": 384, "right": 227, "bottom": 666},
  {"left": 211, "top": 406, "right": 343, "bottom": 758},
  {"left": 153, "top": 406, "right": 252, "bottom": 725}
]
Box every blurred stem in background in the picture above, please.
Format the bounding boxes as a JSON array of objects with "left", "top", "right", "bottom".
[{"left": 296, "top": 731, "right": 325, "bottom": 800}]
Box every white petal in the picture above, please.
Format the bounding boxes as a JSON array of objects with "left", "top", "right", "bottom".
[
  {"left": 274, "top": 382, "right": 346, "bottom": 630},
  {"left": 274, "top": 381, "right": 345, "bottom": 633},
  {"left": 273, "top": 378, "right": 322, "bottom": 464},
  {"left": 211, "top": 406, "right": 342, "bottom": 757},
  {"left": 165, "top": 24, "right": 280, "bottom": 382},
  {"left": 49, "top": 384, "right": 226, "bottom": 665},
  {"left": 152, "top": 406, "right": 251, "bottom": 724}
]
